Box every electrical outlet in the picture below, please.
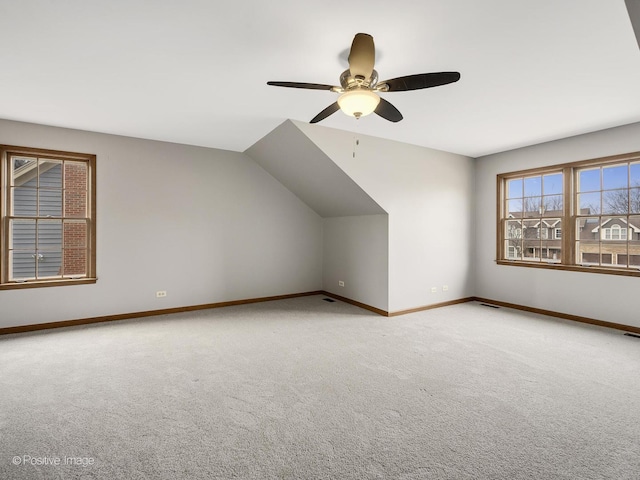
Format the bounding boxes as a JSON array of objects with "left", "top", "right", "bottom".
[
  {"left": 156, "top": 291, "right": 167, "bottom": 298},
  {"left": 442, "top": 285, "right": 449, "bottom": 292},
  {"left": 338, "top": 281, "right": 345, "bottom": 287},
  {"left": 431, "top": 287, "right": 437, "bottom": 293}
]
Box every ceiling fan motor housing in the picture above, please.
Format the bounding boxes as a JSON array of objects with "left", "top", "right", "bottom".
[{"left": 340, "top": 69, "right": 378, "bottom": 90}]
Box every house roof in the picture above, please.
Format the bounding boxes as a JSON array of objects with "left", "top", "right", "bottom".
[
  {"left": 591, "top": 217, "right": 640, "bottom": 233},
  {"left": 1, "top": 1, "right": 640, "bottom": 157}
]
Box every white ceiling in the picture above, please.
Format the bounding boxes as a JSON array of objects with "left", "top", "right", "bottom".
[{"left": 1, "top": 0, "right": 640, "bottom": 158}]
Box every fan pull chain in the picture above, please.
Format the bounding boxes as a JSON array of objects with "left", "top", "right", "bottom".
[{"left": 353, "top": 137, "right": 360, "bottom": 158}]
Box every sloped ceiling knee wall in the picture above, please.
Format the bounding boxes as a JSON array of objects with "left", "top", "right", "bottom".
[
  {"left": 246, "top": 120, "right": 475, "bottom": 313},
  {"left": 245, "top": 120, "right": 389, "bottom": 311}
]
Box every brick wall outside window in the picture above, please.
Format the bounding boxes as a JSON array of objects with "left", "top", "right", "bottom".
[{"left": 63, "top": 162, "right": 88, "bottom": 276}]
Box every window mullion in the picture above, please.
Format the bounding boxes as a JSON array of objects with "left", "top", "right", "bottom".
[
  {"left": 496, "top": 176, "right": 504, "bottom": 261},
  {"left": 1, "top": 215, "right": 7, "bottom": 284},
  {"left": 1, "top": 155, "right": 6, "bottom": 284},
  {"left": 564, "top": 166, "right": 574, "bottom": 265}
]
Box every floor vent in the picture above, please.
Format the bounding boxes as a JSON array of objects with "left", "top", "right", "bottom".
[
  {"left": 323, "top": 298, "right": 336, "bottom": 303},
  {"left": 624, "top": 333, "right": 640, "bottom": 339},
  {"left": 480, "top": 303, "right": 500, "bottom": 309}
]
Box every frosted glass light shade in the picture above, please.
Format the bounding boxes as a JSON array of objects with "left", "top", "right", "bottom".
[{"left": 338, "top": 89, "right": 380, "bottom": 118}]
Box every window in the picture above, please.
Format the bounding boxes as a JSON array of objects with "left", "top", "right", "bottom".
[
  {"left": 601, "top": 225, "right": 627, "bottom": 241},
  {"left": 501, "top": 171, "right": 563, "bottom": 263},
  {"left": 1, "top": 145, "right": 96, "bottom": 288},
  {"left": 536, "top": 227, "right": 549, "bottom": 239},
  {"left": 498, "top": 151, "right": 640, "bottom": 276}
]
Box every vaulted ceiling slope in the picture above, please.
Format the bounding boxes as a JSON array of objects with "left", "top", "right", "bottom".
[
  {"left": 245, "top": 120, "right": 386, "bottom": 218},
  {"left": 1, "top": 1, "right": 639, "bottom": 158}
]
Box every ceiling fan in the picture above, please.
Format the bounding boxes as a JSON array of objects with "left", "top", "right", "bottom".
[{"left": 267, "top": 33, "right": 460, "bottom": 124}]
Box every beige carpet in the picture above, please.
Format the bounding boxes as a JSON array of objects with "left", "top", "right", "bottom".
[{"left": 1, "top": 296, "right": 639, "bottom": 479}]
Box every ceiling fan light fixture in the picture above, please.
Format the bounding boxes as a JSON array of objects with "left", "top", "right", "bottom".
[{"left": 337, "top": 89, "right": 380, "bottom": 119}]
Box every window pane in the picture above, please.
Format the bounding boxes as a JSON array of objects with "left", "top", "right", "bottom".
[
  {"left": 602, "top": 218, "right": 626, "bottom": 266},
  {"left": 38, "top": 189, "right": 62, "bottom": 216},
  {"left": 523, "top": 241, "right": 540, "bottom": 261},
  {"left": 11, "top": 156, "right": 37, "bottom": 186},
  {"left": 505, "top": 220, "right": 523, "bottom": 260},
  {"left": 542, "top": 195, "right": 563, "bottom": 215},
  {"left": 37, "top": 249, "right": 62, "bottom": 278},
  {"left": 38, "top": 160, "right": 62, "bottom": 188},
  {"left": 631, "top": 163, "right": 640, "bottom": 188},
  {"left": 524, "top": 176, "right": 542, "bottom": 197},
  {"left": 603, "top": 164, "right": 628, "bottom": 190},
  {"left": 504, "top": 240, "right": 521, "bottom": 259},
  {"left": 37, "top": 220, "right": 62, "bottom": 277},
  {"left": 506, "top": 178, "right": 523, "bottom": 198},
  {"left": 629, "top": 215, "right": 640, "bottom": 267},
  {"left": 578, "top": 217, "right": 600, "bottom": 264},
  {"left": 578, "top": 192, "right": 601, "bottom": 215},
  {"left": 630, "top": 188, "right": 640, "bottom": 214},
  {"left": 524, "top": 197, "right": 542, "bottom": 215},
  {"left": 507, "top": 199, "right": 523, "bottom": 217},
  {"left": 38, "top": 219, "right": 62, "bottom": 251},
  {"left": 578, "top": 168, "right": 600, "bottom": 192},
  {"left": 577, "top": 217, "right": 599, "bottom": 265},
  {"left": 11, "top": 187, "right": 37, "bottom": 216},
  {"left": 602, "top": 189, "right": 628, "bottom": 214},
  {"left": 599, "top": 216, "right": 614, "bottom": 240},
  {"left": 9, "top": 219, "right": 36, "bottom": 249},
  {"left": 63, "top": 249, "right": 87, "bottom": 276},
  {"left": 505, "top": 220, "right": 522, "bottom": 237},
  {"left": 64, "top": 162, "right": 88, "bottom": 190},
  {"left": 64, "top": 189, "right": 87, "bottom": 218},
  {"left": 540, "top": 218, "right": 562, "bottom": 262},
  {"left": 543, "top": 173, "right": 562, "bottom": 195},
  {"left": 63, "top": 220, "right": 87, "bottom": 248},
  {"left": 9, "top": 251, "right": 36, "bottom": 280}
]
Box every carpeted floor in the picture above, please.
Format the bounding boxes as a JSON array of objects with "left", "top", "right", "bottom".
[{"left": 1, "top": 296, "right": 639, "bottom": 479}]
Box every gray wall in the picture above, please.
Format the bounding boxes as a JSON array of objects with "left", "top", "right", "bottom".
[
  {"left": 8, "top": 115, "right": 636, "bottom": 328},
  {"left": 475, "top": 121, "right": 640, "bottom": 328},
  {"left": 0, "top": 119, "right": 323, "bottom": 328},
  {"left": 245, "top": 120, "right": 386, "bottom": 217},
  {"left": 296, "top": 121, "right": 476, "bottom": 313},
  {"left": 322, "top": 215, "right": 389, "bottom": 311}
]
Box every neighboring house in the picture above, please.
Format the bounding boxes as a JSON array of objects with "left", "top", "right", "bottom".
[
  {"left": 506, "top": 209, "right": 640, "bottom": 267},
  {"left": 505, "top": 209, "right": 563, "bottom": 262},
  {"left": 579, "top": 217, "right": 640, "bottom": 266}
]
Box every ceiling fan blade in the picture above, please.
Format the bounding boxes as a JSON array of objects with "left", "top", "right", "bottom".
[
  {"left": 374, "top": 98, "right": 403, "bottom": 123},
  {"left": 267, "top": 81, "right": 335, "bottom": 91},
  {"left": 348, "top": 33, "right": 375, "bottom": 80},
  {"left": 310, "top": 102, "right": 340, "bottom": 123},
  {"left": 381, "top": 72, "right": 461, "bottom": 92}
]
